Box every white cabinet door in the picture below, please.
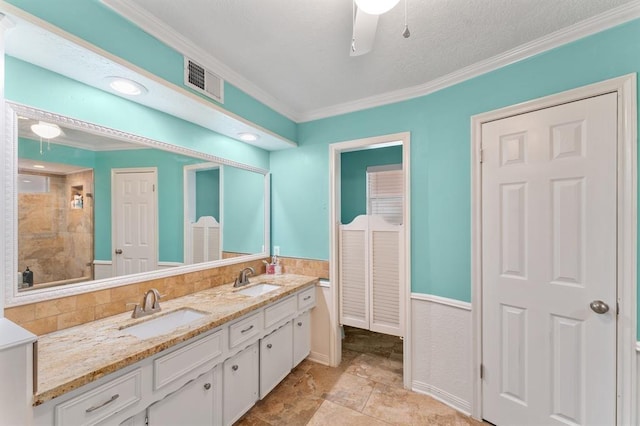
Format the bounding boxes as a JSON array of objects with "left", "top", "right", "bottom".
[
  {"left": 293, "top": 311, "right": 311, "bottom": 367},
  {"left": 259, "top": 322, "right": 293, "bottom": 399},
  {"left": 147, "top": 369, "right": 218, "bottom": 426},
  {"left": 118, "top": 411, "right": 146, "bottom": 426},
  {"left": 223, "top": 343, "right": 259, "bottom": 426}
]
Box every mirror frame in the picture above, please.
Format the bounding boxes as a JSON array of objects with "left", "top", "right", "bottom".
[{"left": 4, "top": 102, "right": 270, "bottom": 307}]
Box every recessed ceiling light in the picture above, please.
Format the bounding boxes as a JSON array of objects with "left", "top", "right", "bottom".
[
  {"left": 31, "top": 121, "right": 61, "bottom": 139},
  {"left": 238, "top": 132, "right": 259, "bottom": 142},
  {"left": 33, "top": 164, "right": 45, "bottom": 169},
  {"left": 108, "top": 77, "right": 147, "bottom": 96}
]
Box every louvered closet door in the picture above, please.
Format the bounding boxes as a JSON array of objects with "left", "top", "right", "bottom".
[
  {"left": 370, "top": 218, "right": 402, "bottom": 336},
  {"left": 339, "top": 216, "right": 369, "bottom": 329}
]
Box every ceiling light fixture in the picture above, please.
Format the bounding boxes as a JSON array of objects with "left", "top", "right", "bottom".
[
  {"left": 238, "top": 132, "right": 259, "bottom": 142},
  {"left": 31, "top": 121, "right": 61, "bottom": 139},
  {"left": 355, "top": 0, "right": 400, "bottom": 15},
  {"left": 108, "top": 77, "right": 147, "bottom": 96}
]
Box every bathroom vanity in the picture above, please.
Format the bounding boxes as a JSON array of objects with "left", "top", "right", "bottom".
[{"left": 31, "top": 274, "right": 317, "bottom": 426}]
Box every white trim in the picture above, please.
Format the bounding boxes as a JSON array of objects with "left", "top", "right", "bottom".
[
  {"left": 412, "top": 380, "right": 471, "bottom": 416},
  {"left": 307, "top": 351, "right": 330, "bottom": 366},
  {"left": 92, "top": 260, "right": 112, "bottom": 266},
  {"left": 4, "top": 104, "right": 271, "bottom": 307},
  {"left": 329, "top": 132, "right": 411, "bottom": 388},
  {"left": 183, "top": 162, "right": 223, "bottom": 265},
  {"left": 410, "top": 293, "right": 472, "bottom": 311},
  {"left": 156, "top": 261, "right": 183, "bottom": 268},
  {"left": 100, "top": 0, "right": 299, "bottom": 123},
  {"left": 298, "top": 1, "right": 640, "bottom": 122},
  {"left": 636, "top": 341, "right": 640, "bottom": 353},
  {"left": 470, "top": 74, "right": 637, "bottom": 424}
]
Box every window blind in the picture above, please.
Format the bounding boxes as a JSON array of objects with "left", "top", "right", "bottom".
[{"left": 367, "top": 165, "right": 403, "bottom": 225}]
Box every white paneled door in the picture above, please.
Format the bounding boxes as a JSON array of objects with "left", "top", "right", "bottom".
[
  {"left": 113, "top": 169, "right": 157, "bottom": 276},
  {"left": 481, "top": 93, "right": 617, "bottom": 425}
]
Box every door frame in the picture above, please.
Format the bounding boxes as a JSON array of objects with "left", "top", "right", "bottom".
[
  {"left": 329, "top": 131, "right": 412, "bottom": 388},
  {"left": 111, "top": 167, "right": 159, "bottom": 276},
  {"left": 470, "top": 74, "right": 637, "bottom": 423},
  {"left": 183, "top": 162, "right": 224, "bottom": 264}
]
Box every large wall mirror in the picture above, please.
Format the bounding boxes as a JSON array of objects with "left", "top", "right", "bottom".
[{"left": 4, "top": 103, "right": 269, "bottom": 305}]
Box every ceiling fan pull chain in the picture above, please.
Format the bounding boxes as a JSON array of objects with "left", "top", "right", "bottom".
[{"left": 402, "top": 0, "right": 410, "bottom": 38}]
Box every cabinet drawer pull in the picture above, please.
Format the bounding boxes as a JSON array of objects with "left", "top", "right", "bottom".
[
  {"left": 85, "top": 394, "right": 119, "bottom": 413},
  {"left": 204, "top": 383, "right": 211, "bottom": 390},
  {"left": 267, "top": 343, "right": 273, "bottom": 349},
  {"left": 232, "top": 365, "right": 239, "bottom": 371},
  {"left": 241, "top": 325, "right": 254, "bottom": 334},
  {"left": 303, "top": 296, "right": 311, "bottom": 301},
  {"left": 297, "top": 322, "right": 303, "bottom": 326}
]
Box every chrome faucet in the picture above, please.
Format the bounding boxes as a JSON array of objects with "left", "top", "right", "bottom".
[
  {"left": 131, "top": 288, "right": 162, "bottom": 318},
  {"left": 234, "top": 267, "right": 255, "bottom": 288}
]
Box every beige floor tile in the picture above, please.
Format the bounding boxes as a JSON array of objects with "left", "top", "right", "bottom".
[
  {"left": 344, "top": 353, "right": 404, "bottom": 388},
  {"left": 248, "top": 378, "right": 323, "bottom": 426},
  {"left": 363, "top": 383, "right": 478, "bottom": 426},
  {"left": 324, "top": 372, "right": 376, "bottom": 412},
  {"left": 307, "top": 400, "right": 389, "bottom": 426}
]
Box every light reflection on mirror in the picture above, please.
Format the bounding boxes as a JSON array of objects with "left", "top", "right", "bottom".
[{"left": 16, "top": 117, "right": 266, "bottom": 292}]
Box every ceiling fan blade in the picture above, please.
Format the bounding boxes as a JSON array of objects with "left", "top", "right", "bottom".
[{"left": 350, "top": 7, "right": 379, "bottom": 57}]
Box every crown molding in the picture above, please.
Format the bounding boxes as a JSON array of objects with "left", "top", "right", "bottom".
[
  {"left": 298, "top": 0, "right": 640, "bottom": 122},
  {"left": 101, "top": 0, "right": 301, "bottom": 123}
]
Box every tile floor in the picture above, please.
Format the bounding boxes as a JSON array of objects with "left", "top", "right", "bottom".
[{"left": 236, "top": 326, "right": 484, "bottom": 425}]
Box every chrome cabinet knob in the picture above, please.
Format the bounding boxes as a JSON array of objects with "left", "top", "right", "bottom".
[
  {"left": 115, "top": 249, "right": 123, "bottom": 254},
  {"left": 232, "top": 365, "right": 239, "bottom": 371},
  {"left": 204, "top": 383, "right": 211, "bottom": 390},
  {"left": 266, "top": 343, "right": 272, "bottom": 349},
  {"left": 590, "top": 300, "right": 609, "bottom": 314}
]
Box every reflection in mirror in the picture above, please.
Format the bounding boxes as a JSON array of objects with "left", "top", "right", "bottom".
[{"left": 14, "top": 110, "right": 268, "bottom": 293}]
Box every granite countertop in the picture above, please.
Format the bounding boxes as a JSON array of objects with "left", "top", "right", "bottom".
[{"left": 34, "top": 274, "right": 318, "bottom": 406}]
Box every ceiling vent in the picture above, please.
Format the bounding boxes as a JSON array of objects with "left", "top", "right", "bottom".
[{"left": 184, "top": 57, "right": 224, "bottom": 103}]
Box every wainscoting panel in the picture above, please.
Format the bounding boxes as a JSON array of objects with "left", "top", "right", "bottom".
[{"left": 411, "top": 294, "right": 472, "bottom": 415}]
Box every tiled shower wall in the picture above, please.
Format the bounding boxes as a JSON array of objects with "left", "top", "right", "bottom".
[{"left": 18, "top": 170, "right": 94, "bottom": 285}]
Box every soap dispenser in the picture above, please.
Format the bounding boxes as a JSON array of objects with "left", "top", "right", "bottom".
[{"left": 22, "top": 267, "right": 33, "bottom": 287}]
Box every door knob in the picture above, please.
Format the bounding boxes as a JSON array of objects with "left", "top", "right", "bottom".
[
  {"left": 590, "top": 300, "right": 609, "bottom": 314},
  {"left": 115, "top": 249, "right": 123, "bottom": 255}
]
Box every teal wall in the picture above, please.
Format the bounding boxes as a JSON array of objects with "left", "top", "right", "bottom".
[
  {"left": 341, "top": 146, "right": 403, "bottom": 224},
  {"left": 223, "top": 166, "right": 265, "bottom": 255},
  {"left": 196, "top": 169, "right": 220, "bottom": 221},
  {"left": 18, "top": 137, "right": 96, "bottom": 168},
  {"left": 4, "top": 0, "right": 297, "bottom": 143},
  {"left": 271, "top": 20, "right": 640, "bottom": 311},
  {"left": 94, "top": 149, "right": 204, "bottom": 262},
  {"left": 18, "top": 139, "right": 204, "bottom": 262},
  {"left": 6, "top": 57, "right": 270, "bottom": 171}
]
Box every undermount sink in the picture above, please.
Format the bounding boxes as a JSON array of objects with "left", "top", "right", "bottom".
[
  {"left": 235, "top": 283, "right": 281, "bottom": 297},
  {"left": 120, "top": 308, "right": 208, "bottom": 339}
]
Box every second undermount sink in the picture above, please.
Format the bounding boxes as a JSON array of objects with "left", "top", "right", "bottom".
[
  {"left": 120, "top": 308, "right": 208, "bottom": 339},
  {"left": 236, "top": 283, "right": 281, "bottom": 297}
]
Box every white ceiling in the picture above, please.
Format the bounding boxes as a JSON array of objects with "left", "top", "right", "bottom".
[{"left": 106, "top": 0, "right": 639, "bottom": 121}]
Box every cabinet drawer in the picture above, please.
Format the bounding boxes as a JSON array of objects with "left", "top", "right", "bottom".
[
  {"left": 229, "top": 312, "right": 263, "bottom": 349},
  {"left": 297, "top": 287, "right": 316, "bottom": 311},
  {"left": 264, "top": 295, "right": 296, "bottom": 328},
  {"left": 154, "top": 329, "right": 224, "bottom": 390},
  {"left": 55, "top": 369, "right": 142, "bottom": 426}
]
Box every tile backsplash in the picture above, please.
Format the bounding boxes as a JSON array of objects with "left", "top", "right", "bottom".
[{"left": 5, "top": 256, "right": 329, "bottom": 335}]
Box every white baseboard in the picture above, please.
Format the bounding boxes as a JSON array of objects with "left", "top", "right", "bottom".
[
  {"left": 412, "top": 380, "right": 471, "bottom": 416},
  {"left": 307, "top": 351, "right": 330, "bottom": 366}
]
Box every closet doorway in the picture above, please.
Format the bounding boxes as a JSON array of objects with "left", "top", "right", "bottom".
[{"left": 329, "top": 132, "right": 411, "bottom": 388}]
